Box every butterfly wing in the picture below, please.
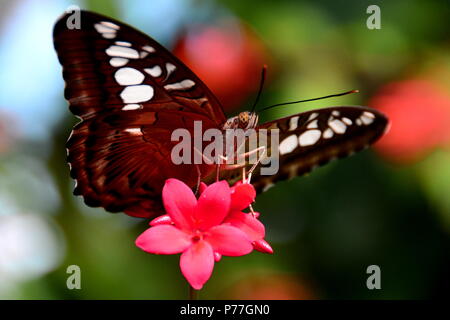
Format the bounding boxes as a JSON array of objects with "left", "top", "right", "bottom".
[
  {"left": 54, "top": 10, "right": 227, "bottom": 218},
  {"left": 218, "top": 106, "right": 388, "bottom": 192}
]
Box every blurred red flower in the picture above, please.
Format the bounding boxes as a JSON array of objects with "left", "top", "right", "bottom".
[
  {"left": 226, "top": 274, "right": 316, "bottom": 300},
  {"left": 370, "top": 80, "right": 450, "bottom": 163},
  {"left": 136, "top": 179, "right": 272, "bottom": 290},
  {"left": 173, "top": 21, "right": 270, "bottom": 112}
]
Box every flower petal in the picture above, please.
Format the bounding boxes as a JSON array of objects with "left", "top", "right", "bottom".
[
  {"left": 253, "top": 239, "right": 274, "bottom": 254},
  {"left": 199, "top": 182, "right": 208, "bottom": 195},
  {"left": 135, "top": 225, "right": 191, "bottom": 254},
  {"left": 230, "top": 183, "right": 256, "bottom": 211},
  {"left": 206, "top": 225, "right": 253, "bottom": 256},
  {"left": 195, "top": 181, "right": 231, "bottom": 230},
  {"left": 162, "top": 179, "right": 196, "bottom": 230},
  {"left": 214, "top": 252, "right": 222, "bottom": 262},
  {"left": 224, "top": 211, "right": 265, "bottom": 241},
  {"left": 180, "top": 240, "right": 214, "bottom": 290},
  {"left": 149, "top": 214, "right": 172, "bottom": 226}
]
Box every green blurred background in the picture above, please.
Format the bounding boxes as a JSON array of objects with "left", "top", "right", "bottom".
[{"left": 0, "top": 0, "right": 449, "bottom": 299}]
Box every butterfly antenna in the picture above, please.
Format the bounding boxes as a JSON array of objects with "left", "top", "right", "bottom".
[
  {"left": 260, "top": 89, "right": 359, "bottom": 112},
  {"left": 251, "top": 65, "right": 268, "bottom": 113}
]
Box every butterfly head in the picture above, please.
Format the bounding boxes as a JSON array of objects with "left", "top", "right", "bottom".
[{"left": 223, "top": 112, "right": 259, "bottom": 130}]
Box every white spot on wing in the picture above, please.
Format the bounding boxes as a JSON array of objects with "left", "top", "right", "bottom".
[
  {"left": 299, "top": 130, "right": 321, "bottom": 146},
  {"left": 120, "top": 85, "right": 154, "bottom": 103},
  {"left": 143, "top": 45, "right": 155, "bottom": 53},
  {"left": 279, "top": 134, "right": 298, "bottom": 155},
  {"left": 323, "top": 128, "right": 334, "bottom": 139},
  {"left": 94, "top": 22, "right": 118, "bottom": 39},
  {"left": 109, "top": 57, "right": 128, "bottom": 67},
  {"left": 342, "top": 117, "right": 352, "bottom": 125},
  {"left": 307, "top": 112, "right": 318, "bottom": 122},
  {"left": 332, "top": 110, "right": 340, "bottom": 117},
  {"left": 363, "top": 111, "right": 375, "bottom": 118},
  {"left": 122, "top": 104, "right": 142, "bottom": 111},
  {"left": 115, "top": 67, "right": 145, "bottom": 85},
  {"left": 165, "top": 63, "right": 176, "bottom": 78},
  {"left": 100, "top": 21, "right": 120, "bottom": 30},
  {"left": 307, "top": 119, "right": 318, "bottom": 129},
  {"left": 328, "top": 119, "right": 346, "bottom": 134},
  {"left": 124, "top": 128, "right": 142, "bottom": 136},
  {"left": 289, "top": 116, "right": 299, "bottom": 131},
  {"left": 164, "top": 79, "right": 195, "bottom": 91},
  {"left": 115, "top": 41, "right": 131, "bottom": 47},
  {"left": 356, "top": 118, "right": 362, "bottom": 126},
  {"left": 144, "top": 65, "right": 162, "bottom": 78},
  {"left": 360, "top": 115, "right": 374, "bottom": 125},
  {"left": 102, "top": 33, "right": 116, "bottom": 39},
  {"left": 106, "top": 45, "right": 139, "bottom": 59},
  {"left": 94, "top": 23, "right": 113, "bottom": 34}
]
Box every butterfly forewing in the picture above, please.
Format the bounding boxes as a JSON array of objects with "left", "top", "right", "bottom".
[
  {"left": 54, "top": 10, "right": 226, "bottom": 217},
  {"left": 219, "top": 106, "right": 388, "bottom": 192},
  {"left": 53, "top": 11, "right": 226, "bottom": 121}
]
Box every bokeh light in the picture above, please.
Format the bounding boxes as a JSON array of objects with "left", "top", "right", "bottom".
[
  {"left": 173, "top": 18, "right": 269, "bottom": 111},
  {"left": 372, "top": 79, "right": 450, "bottom": 163}
]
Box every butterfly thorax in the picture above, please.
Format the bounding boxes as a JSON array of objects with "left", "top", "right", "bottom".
[{"left": 222, "top": 112, "right": 259, "bottom": 130}]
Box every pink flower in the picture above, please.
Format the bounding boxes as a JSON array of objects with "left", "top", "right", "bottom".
[
  {"left": 189, "top": 181, "right": 272, "bottom": 255},
  {"left": 136, "top": 179, "right": 272, "bottom": 290},
  {"left": 226, "top": 182, "right": 273, "bottom": 254}
]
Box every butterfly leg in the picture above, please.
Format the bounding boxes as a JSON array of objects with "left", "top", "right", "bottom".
[
  {"left": 246, "top": 147, "right": 266, "bottom": 217},
  {"left": 216, "top": 156, "right": 225, "bottom": 182},
  {"left": 193, "top": 146, "right": 215, "bottom": 165},
  {"left": 215, "top": 164, "right": 221, "bottom": 182},
  {"left": 221, "top": 146, "right": 265, "bottom": 182},
  {"left": 194, "top": 165, "right": 201, "bottom": 195},
  {"left": 249, "top": 204, "right": 257, "bottom": 217},
  {"left": 217, "top": 153, "right": 234, "bottom": 181},
  {"left": 231, "top": 146, "right": 266, "bottom": 183},
  {"left": 245, "top": 146, "right": 267, "bottom": 184}
]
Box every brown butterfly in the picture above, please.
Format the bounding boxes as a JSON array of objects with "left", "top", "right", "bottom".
[{"left": 53, "top": 10, "right": 388, "bottom": 218}]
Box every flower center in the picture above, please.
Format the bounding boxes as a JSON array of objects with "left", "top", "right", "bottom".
[{"left": 191, "top": 231, "right": 203, "bottom": 243}]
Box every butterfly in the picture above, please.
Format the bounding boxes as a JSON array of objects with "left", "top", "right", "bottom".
[{"left": 53, "top": 10, "right": 388, "bottom": 218}]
